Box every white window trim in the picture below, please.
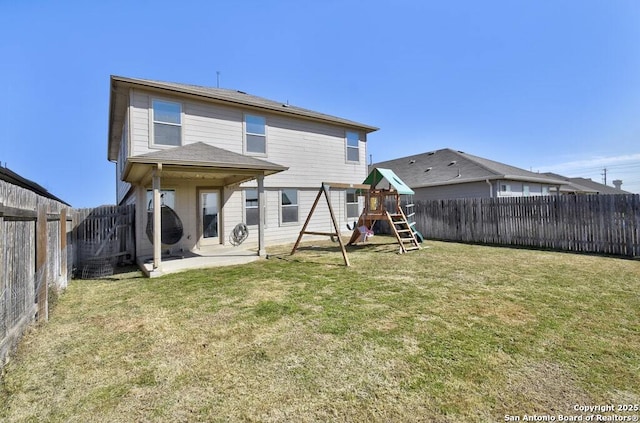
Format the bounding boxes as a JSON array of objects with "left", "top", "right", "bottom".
[
  {"left": 345, "top": 131, "right": 360, "bottom": 163},
  {"left": 346, "top": 189, "right": 360, "bottom": 219},
  {"left": 500, "top": 183, "right": 512, "bottom": 196},
  {"left": 149, "top": 98, "right": 183, "bottom": 149},
  {"left": 244, "top": 189, "right": 260, "bottom": 227},
  {"left": 280, "top": 188, "right": 299, "bottom": 226},
  {"left": 244, "top": 113, "right": 268, "bottom": 156}
]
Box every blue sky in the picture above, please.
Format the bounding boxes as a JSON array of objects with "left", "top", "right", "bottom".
[{"left": 1, "top": 0, "right": 639, "bottom": 207}]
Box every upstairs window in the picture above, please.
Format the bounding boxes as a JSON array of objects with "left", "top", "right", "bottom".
[
  {"left": 346, "top": 131, "right": 360, "bottom": 162},
  {"left": 281, "top": 189, "right": 298, "bottom": 224},
  {"left": 245, "top": 114, "right": 266, "bottom": 154},
  {"left": 152, "top": 100, "right": 182, "bottom": 146},
  {"left": 245, "top": 189, "right": 259, "bottom": 226}
]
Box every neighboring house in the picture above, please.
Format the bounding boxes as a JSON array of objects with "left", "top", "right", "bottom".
[
  {"left": 542, "top": 172, "right": 631, "bottom": 195},
  {"left": 371, "top": 148, "right": 565, "bottom": 201},
  {"left": 0, "top": 165, "right": 70, "bottom": 206},
  {"left": 108, "top": 76, "right": 377, "bottom": 274}
]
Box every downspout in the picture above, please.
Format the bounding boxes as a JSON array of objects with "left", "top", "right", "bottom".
[{"left": 485, "top": 179, "right": 493, "bottom": 197}]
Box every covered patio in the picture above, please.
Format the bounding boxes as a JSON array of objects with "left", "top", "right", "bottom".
[{"left": 122, "top": 142, "right": 288, "bottom": 277}]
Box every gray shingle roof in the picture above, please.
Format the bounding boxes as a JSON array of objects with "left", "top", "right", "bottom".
[
  {"left": 372, "top": 148, "right": 566, "bottom": 188},
  {"left": 0, "top": 165, "right": 70, "bottom": 206},
  {"left": 541, "top": 172, "right": 598, "bottom": 194},
  {"left": 542, "top": 172, "right": 630, "bottom": 194},
  {"left": 129, "top": 142, "right": 288, "bottom": 172}
]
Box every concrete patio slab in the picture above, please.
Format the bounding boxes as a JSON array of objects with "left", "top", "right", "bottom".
[{"left": 137, "top": 245, "right": 261, "bottom": 277}]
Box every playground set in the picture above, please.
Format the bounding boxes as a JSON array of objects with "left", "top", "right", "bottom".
[{"left": 291, "top": 168, "right": 422, "bottom": 266}]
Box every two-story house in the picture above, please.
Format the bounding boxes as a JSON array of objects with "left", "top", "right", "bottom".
[{"left": 108, "top": 76, "right": 377, "bottom": 275}]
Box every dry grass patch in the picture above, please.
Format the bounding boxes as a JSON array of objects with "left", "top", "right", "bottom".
[{"left": 1, "top": 237, "right": 639, "bottom": 422}]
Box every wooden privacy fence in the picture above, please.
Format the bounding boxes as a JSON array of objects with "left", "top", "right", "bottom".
[
  {"left": 73, "top": 205, "right": 135, "bottom": 278},
  {"left": 1, "top": 177, "right": 136, "bottom": 368},
  {"left": 0, "top": 180, "right": 72, "bottom": 367},
  {"left": 414, "top": 194, "right": 640, "bottom": 257}
]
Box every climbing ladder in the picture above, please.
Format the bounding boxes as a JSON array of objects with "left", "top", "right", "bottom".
[
  {"left": 403, "top": 199, "right": 424, "bottom": 243},
  {"left": 386, "top": 207, "right": 420, "bottom": 253}
]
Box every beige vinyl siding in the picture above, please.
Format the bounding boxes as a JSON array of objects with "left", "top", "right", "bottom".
[
  {"left": 263, "top": 115, "right": 367, "bottom": 188},
  {"left": 222, "top": 188, "right": 243, "bottom": 244},
  {"left": 116, "top": 178, "right": 131, "bottom": 205},
  {"left": 129, "top": 89, "right": 151, "bottom": 156},
  {"left": 135, "top": 183, "right": 364, "bottom": 256},
  {"left": 129, "top": 90, "right": 244, "bottom": 157},
  {"left": 127, "top": 90, "right": 368, "bottom": 189},
  {"left": 125, "top": 88, "right": 372, "bottom": 253},
  {"left": 116, "top": 113, "right": 131, "bottom": 204},
  {"left": 183, "top": 101, "right": 243, "bottom": 153},
  {"left": 239, "top": 188, "right": 354, "bottom": 248},
  {"left": 136, "top": 179, "right": 201, "bottom": 257},
  {"left": 496, "top": 181, "right": 550, "bottom": 198},
  {"left": 414, "top": 181, "right": 492, "bottom": 201},
  {"left": 414, "top": 181, "right": 556, "bottom": 201}
]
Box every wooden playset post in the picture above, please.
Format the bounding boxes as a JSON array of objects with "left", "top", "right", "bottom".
[{"left": 291, "top": 182, "right": 369, "bottom": 267}]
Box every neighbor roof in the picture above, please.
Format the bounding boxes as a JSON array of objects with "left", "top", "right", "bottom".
[
  {"left": 0, "top": 165, "right": 70, "bottom": 206},
  {"left": 109, "top": 75, "right": 378, "bottom": 161},
  {"left": 372, "top": 148, "right": 566, "bottom": 188},
  {"left": 543, "top": 172, "right": 631, "bottom": 194}
]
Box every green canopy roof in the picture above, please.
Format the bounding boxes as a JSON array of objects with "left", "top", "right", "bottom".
[{"left": 363, "top": 168, "right": 415, "bottom": 195}]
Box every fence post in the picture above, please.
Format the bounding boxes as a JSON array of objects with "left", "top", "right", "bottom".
[
  {"left": 60, "top": 208, "right": 67, "bottom": 284},
  {"left": 36, "top": 204, "right": 48, "bottom": 322},
  {"left": 0, "top": 203, "right": 6, "bottom": 342}
]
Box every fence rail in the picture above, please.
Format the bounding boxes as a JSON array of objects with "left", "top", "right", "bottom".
[{"left": 414, "top": 194, "right": 640, "bottom": 257}]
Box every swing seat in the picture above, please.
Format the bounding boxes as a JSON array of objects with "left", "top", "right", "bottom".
[{"left": 146, "top": 205, "right": 184, "bottom": 245}]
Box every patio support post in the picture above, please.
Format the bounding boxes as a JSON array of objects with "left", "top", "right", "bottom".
[
  {"left": 257, "top": 174, "right": 266, "bottom": 257},
  {"left": 152, "top": 164, "right": 162, "bottom": 270}
]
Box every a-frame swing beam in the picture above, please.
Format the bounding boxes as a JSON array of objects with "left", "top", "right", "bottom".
[{"left": 291, "top": 182, "right": 369, "bottom": 267}]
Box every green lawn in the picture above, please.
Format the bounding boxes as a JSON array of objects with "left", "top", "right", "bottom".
[{"left": 1, "top": 237, "right": 639, "bottom": 422}]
